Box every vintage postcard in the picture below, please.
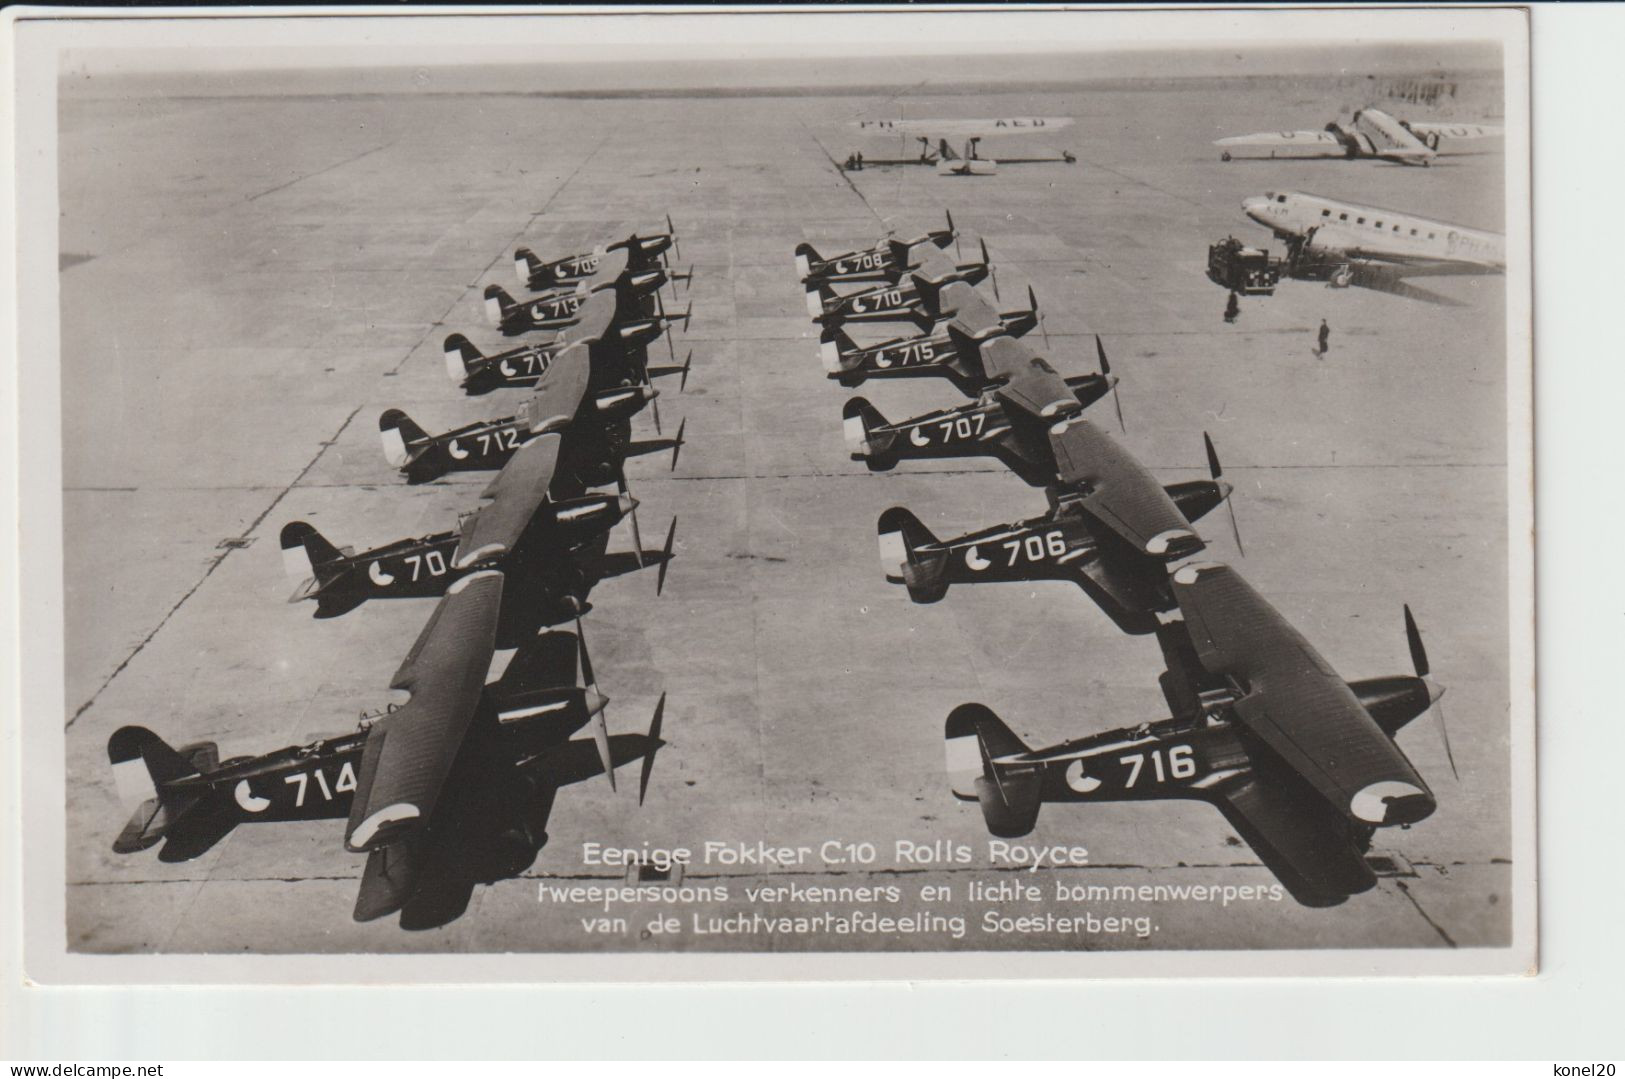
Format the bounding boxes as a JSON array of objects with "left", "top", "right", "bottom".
[{"left": 8, "top": 5, "right": 1534, "bottom": 982}]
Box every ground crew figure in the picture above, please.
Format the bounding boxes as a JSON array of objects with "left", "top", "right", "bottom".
[
  {"left": 1317, "top": 318, "right": 1330, "bottom": 356},
  {"left": 1224, "top": 291, "right": 1240, "bottom": 324}
]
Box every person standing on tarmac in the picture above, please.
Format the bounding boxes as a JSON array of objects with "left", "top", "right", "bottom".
[
  {"left": 1317, "top": 318, "right": 1330, "bottom": 357},
  {"left": 1224, "top": 292, "right": 1240, "bottom": 324}
]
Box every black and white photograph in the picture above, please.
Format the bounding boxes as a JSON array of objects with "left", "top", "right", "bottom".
[{"left": 11, "top": 6, "right": 1533, "bottom": 981}]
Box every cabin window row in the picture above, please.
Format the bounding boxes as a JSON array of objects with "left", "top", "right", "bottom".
[{"left": 1320, "top": 207, "right": 1434, "bottom": 238}]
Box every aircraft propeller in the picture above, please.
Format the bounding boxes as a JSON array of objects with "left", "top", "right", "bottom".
[
  {"left": 575, "top": 620, "right": 616, "bottom": 792},
  {"left": 1204, "top": 432, "right": 1245, "bottom": 557},
  {"left": 668, "top": 416, "right": 686, "bottom": 473},
  {"left": 1405, "top": 604, "right": 1458, "bottom": 780},
  {"left": 617, "top": 466, "right": 646, "bottom": 568},
  {"left": 667, "top": 214, "right": 680, "bottom": 266},
  {"left": 1030, "top": 285, "right": 1049, "bottom": 351},
  {"left": 638, "top": 692, "right": 667, "bottom": 807},
  {"left": 656, "top": 516, "right": 677, "bottom": 596},
  {"left": 981, "top": 238, "right": 1000, "bottom": 303},
  {"left": 949, "top": 208, "right": 962, "bottom": 261},
  {"left": 1096, "top": 335, "right": 1126, "bottom": 434}
]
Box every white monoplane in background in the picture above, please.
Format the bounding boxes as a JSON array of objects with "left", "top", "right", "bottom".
[{"left": 844, "top": 117, "right": 1076, "bottom": 175}]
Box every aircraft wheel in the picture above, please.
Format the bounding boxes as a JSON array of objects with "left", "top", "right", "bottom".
[
  {"left": 1330, "top": 266, "right": 1353, "bottom": 289},
  {"left": 1220, "top": 151, "right": 1232, "bottom": 162}
]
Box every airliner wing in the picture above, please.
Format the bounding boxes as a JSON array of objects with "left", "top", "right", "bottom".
[
  {"left": 451, "top": 433, "right": 561, "bottom": 569},
  {"left": 1214, "top": 130, "right": 1348, "bottom": 157},
  {"left": 1403, "top": 121, "right": 1505, "bottom": 155},
  {"left": 853, "top": 118, "right": 1073, "bottom": 138},
  {"left": 1170, "top": 561, "right": 1434, "bottom": 828},
  {"left": 1048, "top": 418, "right": 1202, "bottom": 558},
  {"left": 344, "top": 569, "right": 504, "bottom": 854}
]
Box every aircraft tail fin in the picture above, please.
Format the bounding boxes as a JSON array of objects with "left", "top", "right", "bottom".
[
  {"left": 794, "top": 241, "right": 821, "bottom": 280},
  {"left": 841, "top": 396, "right": 894, "bottom": 465},
  {"left": 877, "top": 506, "right": 949, "bottom": 603},
  {"left": 805, "top": 280, "right": 837, "bottom": 321},
  {"left": 483, "top": 284, "right": 517, "bottom": 327},
  {"left": 514, "top": 248, "right": 544, "bottom": 287},
  {"left": 378, "top": 409, "right": 430, "bottom": 468},
  {"left": 107, "top": 726, "right": 209, "bottom": 854},
  {"left": 819, "top": 325, "right": 859, "bottom": 377},
  {"left": 443, "top": 333, "right": 484, "bottom": 383},
  {"left": 944, "top": 704, "right": 1042, "bottom": 836},
  {"left": 279, "top": 520, "right": 353, "bottom": 604}
]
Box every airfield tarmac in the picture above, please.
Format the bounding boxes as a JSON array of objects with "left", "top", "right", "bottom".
[{"left": 56, "top": 66, "right": 1512, "bottom": 955}]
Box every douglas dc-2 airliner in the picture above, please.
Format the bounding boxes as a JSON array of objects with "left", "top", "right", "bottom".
[{"left": 1242, "top": 189, "right": 1505, "bottom": 287}]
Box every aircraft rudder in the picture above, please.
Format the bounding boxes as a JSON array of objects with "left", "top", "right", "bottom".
[{"left": 443, "top": 333, "right": 482, "bottom": 382}]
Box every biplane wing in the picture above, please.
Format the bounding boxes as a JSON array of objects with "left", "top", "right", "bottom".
[
  {"left": 978, "top": 335, "right": 1077, "bottom": 420},
  {"left": 344, "top": 569, "right": 505, "bottom": 854},
  {"left": 1048, "top": 419, "right": 1202, "bottom": 558},
  {"left": 451, "top": 433, "right": 563, "bottom": 570},
  {"left": 1170, "top": 561, "right": 1435, "bottom": 827},
  {"left": 353, "top": 833, "right": 427, "bottom": 922},
  {"left": 1207, "top": 755, "right": 1378, "bottom": 907},
  {"left": 562, "top": 288, "right": 617, "bottom": 346},
  {"left": 519, "top": 342, "right": 592, "bottom": 435},
  {"left": 940, "top": 281, "right": 1003, "bottom": 334}
]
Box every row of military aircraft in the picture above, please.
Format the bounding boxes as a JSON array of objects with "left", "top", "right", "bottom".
[
  {"left": 800, "top": 213, "right": 1455, "bottom": 907},
  {"left": 108, "top": 220, "right": 692, "bottom": 927}
]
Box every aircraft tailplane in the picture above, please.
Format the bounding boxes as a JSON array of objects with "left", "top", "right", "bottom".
[
  {"left": 877, "top": 506, "right": 949, "bottom": 603},
  {"left": 944, "top": 704, "right": 1042, "bottom": 837},
  {"left": 443, "top": 333, "right": 484, "bottom": 383},
  {"left": 107, "top": 726, "right": 208, "bottom": 854},
  {"left": 378, "top": 409, "right": 431, "bottom": 468}
]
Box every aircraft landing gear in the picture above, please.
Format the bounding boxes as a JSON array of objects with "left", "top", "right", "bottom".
[
  {"left": 1220, "top": 151, "right": 1232, "bottom": 162},
  {"left": 1329, "top": 265, "right": 1354, "bottom": 288}
]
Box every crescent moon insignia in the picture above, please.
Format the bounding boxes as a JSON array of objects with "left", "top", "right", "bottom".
[
  {"left": 448, "top": 438, "right": 469, "bottom": 460},
  {"left": 369, "top": 561, "right": 396, "bottom": 587},
  {"left": 909, "top": 427, "right": 930, "bottom": 447},
  {"left": 235, "top": 780, "right": 271, "bottom": 813},
  {"left": 1065, "top": 761, "right": 1102, "bottom": 794},
  {"left": 965, "top": 545, "right": 991, "bottom": 571}
]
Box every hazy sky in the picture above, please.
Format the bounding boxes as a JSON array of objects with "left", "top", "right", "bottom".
[{"left": 49, "top": 9, "right": 1510, "bottom": 82}]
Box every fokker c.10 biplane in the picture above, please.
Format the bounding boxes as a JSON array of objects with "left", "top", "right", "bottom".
[
  {"left": 946, "top": 562, "right": 1451, "bottom": 907},
  {"left": 820, "top": 282, "right": 1042, "bottom": 392},
  {"left": 879, "top": 434, "right": 1242, "bottom": 634},
  {"left": 795, "top": 211, "right": 957, "bottom": 284},
  {"left": 514, "top": 214, "right": 679, "bottom": 291},
  {"left": 110, "top": 612, "right": 667, "bottom": 925},
  {"left": 806, "top": 241, "right": 996, "bottom": 328},
  {"left": 843, "top": 334, "right": 1126, "bottom": 485}
]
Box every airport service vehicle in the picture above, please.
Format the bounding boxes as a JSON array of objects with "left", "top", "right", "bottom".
[
  {"left": 1242, "top": 189, "right": 1506, "bottom": 288},
  {"left": 1206, "top": 237, "right": 1283, "bottom": 295},
  {"left": 1216, "top": 107, "right": 1503, "bottom": 165},
  {"left": 878, "top": 434, "right": 1241, "bottom": 634},
  {"left": 946, "top": 563, "right": 1452, "bottom": 907}
]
